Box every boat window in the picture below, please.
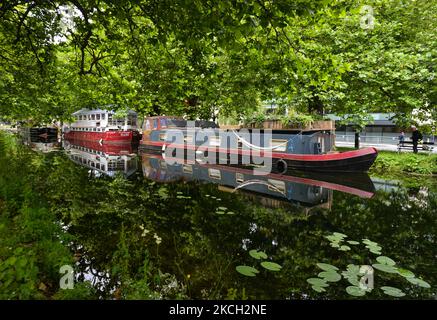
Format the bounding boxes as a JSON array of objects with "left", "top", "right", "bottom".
[
  {"left": 96, "top": 114, "right": 100, "bottom": 120},
  {"left": 153, "top": 119, "right": 158, "bottom": 129},
  {"left": 209, "top": 136, "right": 221, "bottom": 147},
  {"left": 101, "top": 114, "right": 105, "bottom": 120},
  {"left": 267, "top": 179, "right": 286, "bottom": 194},
  {"left": 101, "top": 165, "right": 105, "bottom": 171},
  {"left": 208, "top": 169, "right": 221, "bottom": 180},
  {"left": 271, "top": 139, "right": 287, "bottom": 152},
  {"left": 160, "top": 118, "right": 167, "bottom": 128},
  {"left": 91, "top": 114, "right": 96, "bottom": 120},
  {"left": 159, "top": 133, "right": 167, "bottom": 141},
  {"left": 236, "top": 173, "right": 244, "bottom": 184},
  {"left": 183, "top": 165, "right": 193, "bottom": 174},
  {"left": 145, "top": 120, "right": 151, "bottom": 130}
]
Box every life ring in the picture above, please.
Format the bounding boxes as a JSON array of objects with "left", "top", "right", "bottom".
[{"left": 276, "top": 159, "right": 288, "bottom": 174}]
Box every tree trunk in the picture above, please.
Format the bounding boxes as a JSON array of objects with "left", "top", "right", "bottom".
[{"left": 355, "top": 131, "right": 360, "bottom": 149}]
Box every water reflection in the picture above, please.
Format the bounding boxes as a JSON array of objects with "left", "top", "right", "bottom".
[
  {"left": 19, "top": 127, "right": 61, "bottom": 152},
  {"left": 141, "top": 152, "right": 377, "bottom": 209},
  {"left": 63, "top": 139, "right": 138, "bottom": 178}
]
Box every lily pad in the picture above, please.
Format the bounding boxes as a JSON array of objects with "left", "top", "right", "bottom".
[
  {"left": 307, "top": 278, "right": 329, "bottom": 287},
  {"left": 381, "top": 286, "right": 406, "bottom": 297},
  {"left": 347, "top": 241, "right": 360, "bottom": 245},
  {"left": 316, "top": 263, "right": 339, "bottom": 272},
  {"left": 406, "top": 277, "right": 431, "bottom": 288},
  {"left": 397, "top": 268, "right": 415, "bottom": 278},
  {"left": 260, "top": 261, "right": 282, "bottom": 271},
  {"left": 236, "top": 266, "right": 259, "bottom": 277},
  {"left": 362, "top": 239, "right": 379, "bottom": 246},
  {"left": 333, "top": 232, "right": 347, "bottom": 239},
  {"left": 318, "top": 271, "right": 341, "bottom": 282},
  {"left": 311, "top": 286, "right": 326, "bottom": 293},
  {"left": 372, "top": 263, "right": 398, "bottom": 274},
  {"left": 346, "top": 286, "right": 366, "bottom": 297},
  {"left": 249, "top": 250, "right": 268, "bottom": 260},
  {"left": 376, "top": 256, "right": 396, "bottom": 266}
]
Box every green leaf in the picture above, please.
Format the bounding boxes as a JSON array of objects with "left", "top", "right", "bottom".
[
  {"left": 397, "top": 268, "right": 415, "bottom": 278},
  {"left": 260, "top": 261, "right": 282, "bottom": 271},
  {"left": 307, "top": 278, "right": 329, "bottom": 287},
  {"left": 311, "top": 286, "right": 326, "bottom": 293},
  {"left": 406, "top": 277, "right": 431, "bottom": 288},
  {"left": 339, "top": 245, "right": 351, "bottom": 251},
  {"left": 381, "top": 286, "right": 406, "bottom": 297},
  {"left": 376, "top": 256, "right": 396, "bottom": 266},
  {"left": 372, "top": 264, "right": 398, "bottom": 273},
  {"left": 346, "top": 286, "right": 366, "bottom": 297},
  {"left": 236, "top": 266, "right": 259, "bottom": 277},
  {"left": 318, "top": 271, "right": 341, "bottom": 282},
  {"left": 316, "top": 263, "right": 339, "bottom": 272},
  {"left": 347, "top": 241, "right": 360, "bottom": 245},
  {"left": 249, "top": 250, "right": 267, "bottom": 260}
]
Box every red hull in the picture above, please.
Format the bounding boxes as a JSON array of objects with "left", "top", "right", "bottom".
[
  {"left": 64, "top": 130, "right": 139, "bottom": 144},
  {"left": 64, "top": 138, "right": 136, "bottom": 155}
]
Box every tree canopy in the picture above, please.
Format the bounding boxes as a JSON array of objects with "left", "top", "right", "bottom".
[{"left": 0, "top": 0, "right": 435, "bottom": 125}]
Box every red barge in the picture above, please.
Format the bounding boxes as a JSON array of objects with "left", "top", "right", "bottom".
[{"left": 64, "top": 109, "right": 140, "bottom": 144}]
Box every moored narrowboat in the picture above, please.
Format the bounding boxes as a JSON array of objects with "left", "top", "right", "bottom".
[
  {"left": 65, "top": 108, "right": 140, "bottom": 144},
  {"left": 139, "top": 116, "right": 377, "bottom": 173}
]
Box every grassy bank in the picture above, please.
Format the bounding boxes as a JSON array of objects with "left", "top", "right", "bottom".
[{"left": 338, "top": 147, "right": 437, "bottom": 176}]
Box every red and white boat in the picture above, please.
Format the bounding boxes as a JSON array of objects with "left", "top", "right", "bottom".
[{"left": 64, "top": 108, "right": 140, "bottom": 144}]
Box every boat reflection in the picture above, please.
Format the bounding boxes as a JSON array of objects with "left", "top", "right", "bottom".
[
  {"left": 64, "top": 139, "right": 138, "bottom": 178},
  {"left": 141, "top": 152, "right": 376, "bottom": 210},
  {"left": 19, "top": 127, "right": 60, "bottom": 153}
]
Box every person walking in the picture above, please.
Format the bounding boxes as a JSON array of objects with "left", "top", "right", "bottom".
[
  {"left": 398, "top": 131, "right": 405, "bottom": 147},
  {"left": 411, "top": 125, "right": 422, "bottom": 154}
]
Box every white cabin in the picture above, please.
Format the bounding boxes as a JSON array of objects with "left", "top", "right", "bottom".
[{"left": 69, "top": 108, "right": 138, "bottom": 132}]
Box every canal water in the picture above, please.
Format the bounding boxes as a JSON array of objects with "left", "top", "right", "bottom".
[{"left": 1, "top": 134, "right": 435, "bottom": 299}]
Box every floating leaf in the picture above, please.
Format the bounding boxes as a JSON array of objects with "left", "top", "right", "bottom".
[
  {"left": 260, "top": 261, "right": 282, "bottom": 271},
  {"left": 347, "top": 241, "right": 360, "bottom": 245},
  {"left": 339, "top": 245, "right": 351, "bottom": 251},
  {"left": 311, "top": 286, "right": 326, "bottom": 293},
  {"left": 236, "top": 266, "right": 259, "bottom": 277},
  {"left": 346, "top": 286, "right": 366, "bottom": 297},
  {"left": 362, "top": 239, "right": 379, "bottom": 246},
  {"left": 381, "top": 286, "right": 406, "bottom": 297},
  {"left": 333, "top": 232, "right": 347, "bottom": 239},
  {"left": 372, "top": 264, "right": 398, "bottom": 273},
  {"left": 406, "top": 277, "right": 431, "bottom": 288},
  {"left": 316, "top": 263, "right": 339, "bottom": 272},
  {"left": 218, "top": 206, "right": 227, "bottom": 211},
  {"left": 307, "top": 278, "right": 329, "bottom": 287},
  {"left": 376, "top": 256, "right": 396, "bottom": 266},
  {"left": 227, "top": 211, "right": 235, "bottom": 215},
  {"left": 249, "top": 250, "right": 267, "bottom": 260},
  {"left": 318, "top": 271, "right": 341, "bottom": 282},
  {"left": 397, "top": 268, "right": 415, "bottom": 278},
  {"left": 216, "top": 211, "right": 226, "bottom": 215}
]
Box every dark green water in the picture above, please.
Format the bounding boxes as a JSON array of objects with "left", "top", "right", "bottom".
[{"left": 0, "top": 134, "right": 436, "bottom": 299}]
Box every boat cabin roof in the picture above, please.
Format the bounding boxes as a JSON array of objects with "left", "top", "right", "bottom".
[{"left": 72, "top": 108, "right": 137, "bottom": 116}]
